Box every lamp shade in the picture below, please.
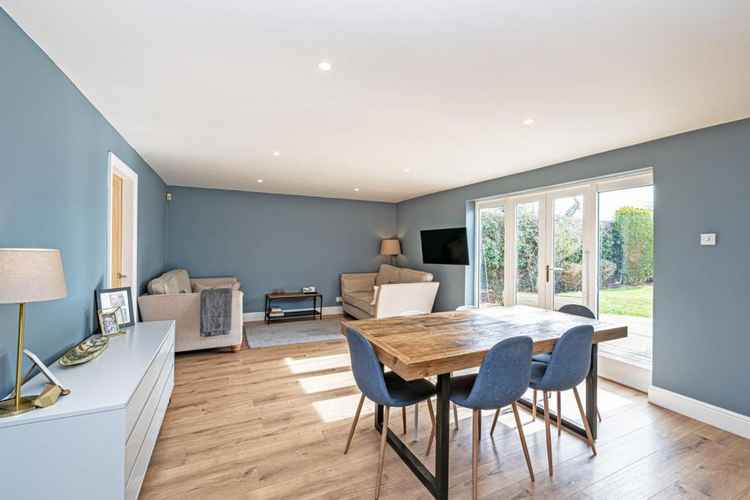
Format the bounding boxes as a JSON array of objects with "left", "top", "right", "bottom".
[
  {"left": 0, "top": 248, "right": 67, "bottom": 304},
  {"left": 380, "top": 239, "right": 401, "bottom": 256}
]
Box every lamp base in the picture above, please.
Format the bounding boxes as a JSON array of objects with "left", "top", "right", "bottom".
[{"left": 0, "top": 396, "right": 37, "bottom": 418}]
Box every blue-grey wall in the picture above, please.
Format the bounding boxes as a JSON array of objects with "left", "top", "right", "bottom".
[
  {"left": 165, "top": 187, "right": 397, "bottom": 312},
  {"left": 397, "top": 118, "right": 750, "bottom": 417},
  {"left": 0, "top": 9, "right": 167, "bottom": 396}
]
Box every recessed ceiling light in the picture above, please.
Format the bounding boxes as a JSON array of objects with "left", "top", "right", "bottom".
[
  {"left": 523, "top": 118, "right": 536, "bottom": 126},
  {"left": 272, "top": 151, "right": 280, "bottom": 157},
  {"left": 257, "top": 179, "right": 264, "bottom": 183},
  {"left": 318, "top": 60, "right": 332, "bottom": 71},
  {"left": 354, "top": 187, "right": 360, "bottom": 192}
]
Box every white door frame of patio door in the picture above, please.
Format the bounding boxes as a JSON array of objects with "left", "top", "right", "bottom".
[
  {"left": 107, "top": 152, "right": 139, "bottom": 321},
  {"left": 541, "top": 187, "right": 597, "bottom": 312}
]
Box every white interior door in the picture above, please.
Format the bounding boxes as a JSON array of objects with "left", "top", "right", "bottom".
[{"left": 108, "top": 152, "right": 139, "bottom": 320}]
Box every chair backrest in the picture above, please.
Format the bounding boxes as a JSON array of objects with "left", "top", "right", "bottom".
[
  {"left": 345, "top": 328, "right": 391, "bottom": 405},
  {"left": 559, "top": 304, "right": 596, "bottom": 319},
  {"left": 374, "top": 282, "right": 440, "bottom": 319},
  {"left": 464, "top": 336, "right": 533, "bottom": 410},
  {"left": 541, "top": 324, "right": 594, "bottom": 391}
]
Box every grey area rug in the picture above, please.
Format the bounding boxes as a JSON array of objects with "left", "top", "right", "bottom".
[{"left": 244, "top": 318, "right": 345, "bottom": 348}]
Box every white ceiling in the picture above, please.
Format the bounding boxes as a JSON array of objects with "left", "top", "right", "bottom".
[{"left": 4, "top": 1, "right": 750, "bottom": 203}]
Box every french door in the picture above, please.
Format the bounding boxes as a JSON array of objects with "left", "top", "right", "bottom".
[
  {"left": 475, "top": 170, "right": 654, "bottom": 390},
  {"left": 480, "top": 188, "right": 596, "bottom": 311}
]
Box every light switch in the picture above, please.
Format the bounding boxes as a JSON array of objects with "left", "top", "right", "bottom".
[{"left": 700, "top": 233, "right": 717, "bottom": 246}]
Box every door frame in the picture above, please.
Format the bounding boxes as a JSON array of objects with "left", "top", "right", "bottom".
[
  {"left": 542, "top": 187, "right": 597, "bottom": 311},
  {"left": 107, "top": 152, "right": 139, "bottom": 321}
]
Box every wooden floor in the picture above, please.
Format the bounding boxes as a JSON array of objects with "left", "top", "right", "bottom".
[{"left": 140, "top": 338, "right": 750, "bottom": 500}]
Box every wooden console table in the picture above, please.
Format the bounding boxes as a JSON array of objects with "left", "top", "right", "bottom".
[{"left": 265, "top": 291, "right": 323, "bottom": 324}]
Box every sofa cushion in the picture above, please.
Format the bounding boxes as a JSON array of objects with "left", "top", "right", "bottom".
[
  {"left": 167, "top": 269, "right": 191, "bottom": 293},
  {"left": 343, "top": 291, "right": 376, "bottom": 316},
  {"left": 148, "top": 273, "right": 177, "bottom": 295},
  {"left": 375, "top": 264, "right": 401, "bottom": 285},
  {"left": 399, "top": 267, "right": 434, "bottom": 283},
  {"left": 148, "top": 269, "right": 191, "bottom": 295},
  {"left": 191, "top": 277, "right": 240, "bottom": 292}
]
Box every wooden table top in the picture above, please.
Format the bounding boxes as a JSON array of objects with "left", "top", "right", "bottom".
[
  {"left": 340, "top": 305, "right": 628, "bottom": 380},
  {"left": 266, "top": 291, "right": 322, "bottom": 299}
]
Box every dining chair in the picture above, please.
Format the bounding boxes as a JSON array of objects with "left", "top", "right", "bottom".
[
  {"left": 343, "top": 328, "right": 437, "bottom": 499},
  {"left": 530, "top": 304, "right": 601, "bottom": 425},
  {"left": 529, "top": 324, "right": 597, "bottom": 477},
  {"left": 447, "top": 336, "right": 535, "bottom": 499}
]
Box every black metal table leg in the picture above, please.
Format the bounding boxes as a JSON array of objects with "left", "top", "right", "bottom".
[
  {"left": 372, "top": 368, "right": 449, "bottom": 499},
  {"left": 586, "top": 344, "right": 598, "bottom": 439},
  {"left": 435, "top": 373, "right": 451, "bottom": 500}
]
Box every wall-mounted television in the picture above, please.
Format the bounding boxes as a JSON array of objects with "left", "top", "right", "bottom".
[{"left": 420, "top": 227, "right": 469, "bottom": 265}]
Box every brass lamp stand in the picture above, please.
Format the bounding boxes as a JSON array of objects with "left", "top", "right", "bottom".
[
  {"left": 0, "top": 248, "right": 67, "bottom": 418},
  {"left": 0, "top": 304, "right": 37, "bottom": 416}
]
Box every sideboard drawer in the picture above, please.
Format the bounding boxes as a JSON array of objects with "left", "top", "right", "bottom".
[
  {"left": 126, "top": 365, "right": 174, "bottom": 500},
  {"left": 125, "top": 354, "right": 174, "bottom": 481},
  {"left": 126, "top": 333, "right": 174, "bottom": 437}
]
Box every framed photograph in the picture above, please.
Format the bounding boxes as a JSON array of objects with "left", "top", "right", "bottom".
[
  {"left": 96, "top": 287, "right": 135, "bottom": 327},
  {"left": 98, "top": 308, "right": 124, "bottom": 336}
]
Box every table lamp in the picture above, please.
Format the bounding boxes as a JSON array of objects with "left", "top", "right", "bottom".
[
  {"left": 380, "top": 239, "right": 401, "bottom": 266},
  {"left": 0, "top": 248, "right": 67, "bottom": 417}
]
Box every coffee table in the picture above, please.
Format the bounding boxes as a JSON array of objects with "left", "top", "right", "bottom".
[{"left": 264, "top": 291, "right": 323, "bottom": 324}]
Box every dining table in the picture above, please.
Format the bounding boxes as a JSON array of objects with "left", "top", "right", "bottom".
[{"left": 340, "top": 305, "right": 628, "bottom": 500}]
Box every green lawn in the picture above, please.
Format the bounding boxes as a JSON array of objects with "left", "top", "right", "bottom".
[{"left": 599, "top": 285, "right": 653, "bottom": 317}]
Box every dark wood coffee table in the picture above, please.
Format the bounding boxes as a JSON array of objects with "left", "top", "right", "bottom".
[{"left": 264, "top": 291, "right": 323, "bottom": 324}]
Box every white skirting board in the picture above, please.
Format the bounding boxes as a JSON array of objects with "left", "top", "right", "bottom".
[
  {"left": 648, "top": 385, "right": 750, "bottom": 440},
  {"left": 244, "top": 306, "right": 344, "bottom": 322},
  {"left": 598, "top": 355, "right": 651, "bottom": 393}
]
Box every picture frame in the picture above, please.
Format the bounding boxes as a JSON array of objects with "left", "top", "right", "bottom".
[
  {"left": 96, "top": 287, "right": 135, "bottom": 327},
  {"left": 98, "top": 308, "right": 124, "bottom": 336}
]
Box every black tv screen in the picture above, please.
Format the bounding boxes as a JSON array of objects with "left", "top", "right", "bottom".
[{"left": 420, "top": 228, "right": 469, "bottom": 265}]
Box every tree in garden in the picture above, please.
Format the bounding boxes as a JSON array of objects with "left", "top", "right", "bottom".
[
  {"left": 614, "top": 207, "right": 654, "bottom": 286},
  {"left": 479, "top": 208, "right": 504, "bottom": 304}
]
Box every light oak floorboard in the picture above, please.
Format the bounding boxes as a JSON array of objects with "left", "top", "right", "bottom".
[{"left": 140, "top": 339, "right": 750, "bottom": 500}]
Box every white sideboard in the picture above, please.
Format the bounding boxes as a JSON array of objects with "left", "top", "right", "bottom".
[{"left": 0, "top": 320, "right": 175, "bottom": 500}]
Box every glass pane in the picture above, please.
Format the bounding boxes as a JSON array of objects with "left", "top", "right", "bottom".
[
  {"left": 516, "top": 201, "right": 540, "bottom": 306},
  {"left": 598, "top": 185, "right": 654, "bottom": 368},
  {"left": 478, "top": 206, "right": 505, "bottom": 307},
  {"left": 553, "top": 195, "right": 585, "bottom": 310}
]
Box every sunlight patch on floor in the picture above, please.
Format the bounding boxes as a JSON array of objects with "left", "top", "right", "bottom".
[
  {"left": 283, "top": 353, "right": 350, "bottom": 374},
  {"left": 312, "top": 392, "right": 375, "bottom": 423},
  {"left": 298, "top": 370, "right": 357, "bottom": 394}
]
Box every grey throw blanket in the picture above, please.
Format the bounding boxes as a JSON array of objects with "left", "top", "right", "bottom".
[{"left": 200, "top": 288, "right": 232, "bottom": 336}]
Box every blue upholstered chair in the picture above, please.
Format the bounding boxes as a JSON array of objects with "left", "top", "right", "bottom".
[
  {"left": 530, "top": 324, "right": 597, "bottom": 476},
  {"left": 530, "top": 304, "right": 601, "bottom": 426},
  {"left": 343, "top": 328, "right": 437, "bottom": 499},
  {"left": 447, "top": 336, "right": 535, "bottom": 499}
]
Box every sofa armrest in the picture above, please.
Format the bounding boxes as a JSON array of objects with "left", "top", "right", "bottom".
[
  {"left": 341, "top": 273, "right": 377, "bottom": 294},
  {"left": 139, "top": 290, "right": 244, "bottom": 353},
  {"left": 190, "top": 276, "right": 240, "bottom": 291}
]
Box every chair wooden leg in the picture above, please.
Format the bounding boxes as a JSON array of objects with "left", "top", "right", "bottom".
[
  {"left": 557, "top": 391, "right": 562, "bottom": 437},
  {"left": 472, "top": 409, "right": 480, "bottom": 500},
  {"left": 402, "top": 406, "right": 407, "bottom": 435},
  {"left": 511, "top": 402, "right": 535, "bottom": 482},
  {"left": 543, "top": 391, "right": 553, "bottom": 476},
  {"left": 344, "top": 393, "right": 365, "bottom": 454},
  {"left": 573, "top": 387, "right": 597, "bottom": 456},
  {"left": 426, "top": 398, "right": 436, "bottom": 456},
  {"left": 490, "top": 407, "right": 501, "bottom": 436},
  {"left": 532, "top": 389, "right": 538, "bottom": 419},
  {"left": 453, "top": 403, "right": 459, "bottom": 430},
  {"left": 375, "top": 406, "right": 391, "bottom": 499}
]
